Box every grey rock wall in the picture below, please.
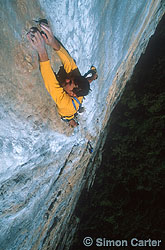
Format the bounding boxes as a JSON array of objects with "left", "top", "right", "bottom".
[{"left": 0, "top": 0, "right": 164, "bottom": 249}]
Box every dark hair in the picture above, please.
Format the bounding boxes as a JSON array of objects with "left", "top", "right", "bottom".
[
  {"left": 56, "top": 66, "right": 90, "bottom": 97},
  {"left": 73, "top": 76, "right": 90, "bottom": 97}
]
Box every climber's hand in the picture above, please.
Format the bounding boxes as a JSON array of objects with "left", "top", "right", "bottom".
[
  {"left": 40, "top": 23, "right": 60, "bottom": 50},
  {"left": 27, "top": 30, "right": 45, "bottom": 52},
  {"left": 40, "top": 23, "right": 55, "bottom": 46},
  {"left": 68, "top": 119, "right": 79, "bottom": 128},
  {"left": 27, "top": 30, "right": 48, "bottom": 61}
]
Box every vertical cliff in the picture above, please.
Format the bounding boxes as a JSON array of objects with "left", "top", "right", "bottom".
[
  {"left": 0, "top": 0, "right": 164, "bottom": 249},
  {"left": 69, "top": 14, "right": 165, "bottom": 250}
]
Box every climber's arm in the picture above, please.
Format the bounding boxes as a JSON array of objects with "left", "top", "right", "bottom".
[
  {"left": 39, "top": 23, "right": 60, "bottom": 51},
  {"left": 40, "top": 23, "right": 78, "bottom": 73},
  {"left": 40, "top": 60, "right": 66, "bottom": 105},
  {"left": 27, "top": 29, "right": 49, "bottom": 62},
  {"left": 55, "top": 46, "right": 78, "bottom": 73},
  {"left": 27, "top": 30, "right": 66, "bottom": 106}
]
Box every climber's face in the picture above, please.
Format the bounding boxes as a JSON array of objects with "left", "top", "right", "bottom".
[{"left": 63, "top": 79, "right": 77, "bottom": 97}]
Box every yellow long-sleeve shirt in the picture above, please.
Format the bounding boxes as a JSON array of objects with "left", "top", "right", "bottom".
[{"left": 40, "top": 46, "right": 83, "bottom": 119}]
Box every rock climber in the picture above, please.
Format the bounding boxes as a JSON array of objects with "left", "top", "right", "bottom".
[{"left": 27, "top": 20, "right": 98, "bottom": 127}]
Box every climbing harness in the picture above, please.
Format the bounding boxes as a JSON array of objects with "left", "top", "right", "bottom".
[
  {"left": 61, "top": 66, "right": 98, "bottom": 127},
  {"left": 61, "top": 97, "right": 83, "bottom": 126},
  {"left": 71, "top": 97, "right": 81, "bottom": 111},
  {"left": 71, "top": 97, "right": 84, "bottom": 113}
]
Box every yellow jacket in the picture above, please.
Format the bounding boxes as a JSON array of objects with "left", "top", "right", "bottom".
[{"left": 40, "top": 46, "right": 83, "bottom": 119}]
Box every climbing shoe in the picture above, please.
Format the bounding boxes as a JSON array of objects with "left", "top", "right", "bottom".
[
  {"left": 83, "top": 66, "right": 98, "bottom": 80},
  {"left": 90, "top": 66, "right": 98, "bottom": 79}
]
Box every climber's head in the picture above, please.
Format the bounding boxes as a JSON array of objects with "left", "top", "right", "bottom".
[{"left": 63, "top": 76, "right": 90, "bottom": 97}]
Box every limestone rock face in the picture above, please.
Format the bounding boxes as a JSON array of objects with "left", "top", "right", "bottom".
[{"left": 0, "top": 0, "right": 164, "bottom": 249}]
